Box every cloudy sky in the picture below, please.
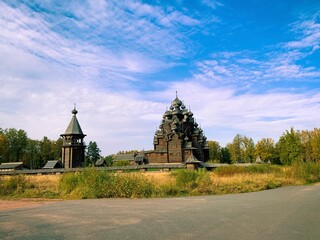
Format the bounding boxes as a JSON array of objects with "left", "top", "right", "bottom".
[{"left": 0, "top": 0, "right": 320, "bottom": 155}]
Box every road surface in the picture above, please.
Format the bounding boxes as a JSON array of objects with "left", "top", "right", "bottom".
[{"left": 1, "top": 184, "right": 320, "bottom": 240}]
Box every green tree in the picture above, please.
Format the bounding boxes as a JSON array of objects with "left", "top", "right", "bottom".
[
  {"left": 86, "top": 141, "right": 101, "bottom": 166},
  {"left": 276, "top": 127, "right": 302, "bottom": 165},
  {"left": 208, "top": 140, "right": 221, "bottom": 162},
  {"left": 1, "top": 128, "right": 28, "bottom": 162},
  {"left": 40, "top": 136, "right": 54, "bottom": 162},
  {"left": 220, "top": 147, "right": 231, "bottom": 163},
  {"left": 0, "top": 128, "right": 5, "bottom": 163},
  {"left": 227, "top": 134, "right": 243, "bottom": 163},
  {"left": 309, "top": 128, "right": 320, "bottom": 163},
  {"left": 24, "top": 139, "right": 41, "bottom": 169},
  {"left": 242, "top": 137, "right": 255, "bottom": 163},
  {"left": 226, "top": 134, "right": 255, "bottom": 163},
  {"left": 103, "top": 155, "right": 114, "bottom": 166},
  {"left": 255, "top": 138, "right": 275, "bottom": 163},
  {"left": 52, "top": 138, "right": 63, "bottom": 160}
]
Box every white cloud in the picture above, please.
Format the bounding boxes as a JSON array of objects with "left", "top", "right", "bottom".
[
  {"left": 1, "top": 1, "right": 320, "bottom": 157},
  {"left": 154, "top": 82, "right": 320, "bottom": 146},
  {"left": 201, "top": 0, "right": 224, "bottom": 10},
  {"left": 0, "top": 1, "right": 193, "bottom": 88},
  {"left": 286, "top": 18, "right": 320, "bottom": 49}
]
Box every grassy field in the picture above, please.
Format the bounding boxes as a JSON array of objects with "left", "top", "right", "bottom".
[{"left": 0, "top": 163, "right": 319, "bottom": 199}]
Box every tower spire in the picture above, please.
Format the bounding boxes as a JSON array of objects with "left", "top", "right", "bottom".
[{"left": 72, "top": 103, "right": 78, "bottom": 115}]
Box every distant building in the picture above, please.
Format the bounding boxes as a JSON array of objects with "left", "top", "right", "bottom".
[
  {"left": 145, "top": 93, "right": 209, "bottom": 164},
  {"left": 113, "top": 152, "right": 147, "bottom": 165},
  {"left": 60, "top": 107, "right": 86, "bottom": 168},
  {"left": 0, "top": 162, "right": 24, "bottom": 171},
  {"left": 43, "top": 160, "right": 62, "bottom": 169}
]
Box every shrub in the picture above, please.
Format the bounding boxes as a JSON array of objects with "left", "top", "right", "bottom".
[
  {"left": 214, "top": 165, "right": 245, "bottom": 176},
  {"left": 170, "top": 169, "right": 212, "bottom": 196},
  {"left": 113, "top": 160, "right": 131, "bottom": 167},
  {"left": 291, "top": 162, "right": 320, "bottom": 183},
  {"left": 60, "top": 168, "right": 154, "bottom": 199},
  {"left": 246, "top": 164, "right": 282, "bottom": 174},
  {"left": 0, "top": 175, "right": 27, "bottom": 196},
  {"left": 214, "top": 164, "right": 282, "bottom": 176}
]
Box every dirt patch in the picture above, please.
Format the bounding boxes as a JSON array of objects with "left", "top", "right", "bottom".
[{"left": 0, "top": 198, "right": 62, "bottom": 211}]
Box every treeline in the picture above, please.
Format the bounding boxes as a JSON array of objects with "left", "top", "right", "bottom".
[
  {"left": 0, "top": 128, "right": 105, "bottom": 169},
  {"left": 209, "top": 127, "right": 320, "bottom": 165},
  {"left": 0, "top": 128, "right": 63, "bottom": 169},
  {"left": 2, "top": 127, "right": 320, "bottom": 168}
]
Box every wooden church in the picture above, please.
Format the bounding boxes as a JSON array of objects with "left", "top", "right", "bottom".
[{"left": 145, "top": 93, "right": 209, "bottom": 164}]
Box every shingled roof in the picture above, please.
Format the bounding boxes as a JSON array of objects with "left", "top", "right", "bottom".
[
  {"left": 43, "top": 160, "right": 62, "bottom": 169},
  {"left": 62, "top": 107, "right": 85, "bottom": 135},
  {"left": 0, "top": 162, "right": 23, "bottom": 170}
]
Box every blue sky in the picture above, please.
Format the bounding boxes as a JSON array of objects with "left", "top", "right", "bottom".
[{"left": 0, "top": 0, "right": 320, "bottom": 155}]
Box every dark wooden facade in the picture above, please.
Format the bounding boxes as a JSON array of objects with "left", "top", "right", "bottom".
[
  {"left": 145, "top": 94, "right": 209, "bottom": 164},
  {"left": 60, "top": 107, "right": 86, "bottom": 168}
]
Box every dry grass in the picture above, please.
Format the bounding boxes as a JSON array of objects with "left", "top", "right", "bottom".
[
  {"left": 1, "top": 163, "right": 318, "bottom": 199},
  {"left": 143, "top": 172, "right": 174, "bottom": 185},
  {"left": 25, "top": 175, "right": 61, "bottom": 189},
  {"left": 210, "top": 172, "right": 302, "bottom": 186}
]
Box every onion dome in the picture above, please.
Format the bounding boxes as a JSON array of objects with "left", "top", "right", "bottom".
[
  {"left": 62, "top": 105, "right": 85, "bottom": 136},
  {"left": 72, "top": 107, "right": 78, "bottom": 115},
  {"left": 172, "top": 97, "right": 182, "bottom": 108},
  {"left": 172, "top": 107, "right": 181, "bottom": 115},
  {"left": 181, "top": 104, "right": 188, "bottom": 115},
  {"left": 171, "top": 91, "right": 182, "bottom": 108},
  {"left": 163, "top": 109, "right": 171, "bottom": 119}
]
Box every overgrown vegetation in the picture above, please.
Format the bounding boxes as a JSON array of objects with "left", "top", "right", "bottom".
[
  {"left": 0, "top": 175, "right": 60, "bottom": 198},
  {"left": 60, "top": 168, "right": 154, "bottom": 198},
  {"left": 1, "top": 163, "right": 319, "bottom": 199},
  {"left": 112, "top": 160, "right": 131, "bottom": 167}
]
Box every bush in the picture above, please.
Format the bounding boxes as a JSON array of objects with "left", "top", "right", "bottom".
[
  {"left": 214, "top": 165, "right": 246, "bottom": 176},
  {"left": 291, "top": 162, "right": 320, "bottom": 183},
  {"left": 113, "top": 160, "right": 131, "bottom": 167},
  {"left": 60, "top": 168, "right": 154, "bottom": 199},
  {"left": 246, "top": 165, "right": 282, "bottom": 174},
  {"left": 0, "top": 175, "right": 27, "bottom": 196},
  {"left": 169, "top": 169, "right": 212, "bottom": 196},
  {"left": 214, "top": 164, "right": 282, "bottom": 176}
]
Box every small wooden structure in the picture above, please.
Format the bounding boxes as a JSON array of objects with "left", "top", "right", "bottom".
[
  {"left": 113, "top": 153, "right": 147, "bottom": 165},
  {"left": 0, "top": 162, "right": 24, "bottom": 171},
  {"left": 43, "top": 160, "right": 62, "bottom": 169}
]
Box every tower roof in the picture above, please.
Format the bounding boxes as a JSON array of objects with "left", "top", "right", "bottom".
[
  {"left": 171, "top": 91, "right": 182, "bottom": 108},
  {"left": 186, "top": 152, "right": 201, "bottom": 163},
  {"left": 62, "top": 106, "right": 85, "bottom": 136}
]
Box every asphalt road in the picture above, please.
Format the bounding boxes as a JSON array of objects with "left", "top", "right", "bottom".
[{"left": 1, "top": 184, "right": 320, "bottom": 240}]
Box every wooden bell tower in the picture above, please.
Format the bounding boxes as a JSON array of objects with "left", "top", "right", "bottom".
[{"left": 60, "top": 106, "right": 86, "bottom": 168}]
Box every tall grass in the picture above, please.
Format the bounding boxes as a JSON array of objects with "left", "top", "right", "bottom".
[
  {"left": 0, "top": 175, "right": 27, "bottom": 196},
  {"left": 1, "top": 163, "right": 319, "bottom": 199},
  {"left": 60, "top": 168, "right": 154, "bottom": 199},
  {"left": 286, "top": 162, "right": 320, "bottom": 183},
  {"left": 0, "top": 175, "right": 60, "bottom": 198},
  {"left": 214, "top": 164, "right": 282, "bottom": 176}
]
